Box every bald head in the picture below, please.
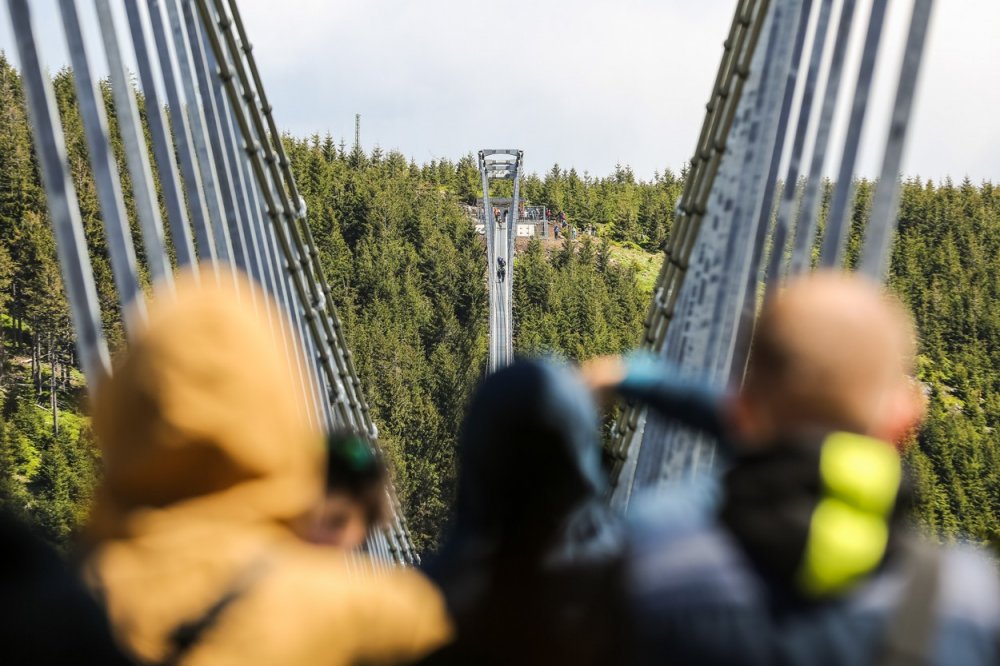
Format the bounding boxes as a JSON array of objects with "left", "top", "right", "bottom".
[{"left": 739, "top": 271, "right": 922, "bottom": 445}]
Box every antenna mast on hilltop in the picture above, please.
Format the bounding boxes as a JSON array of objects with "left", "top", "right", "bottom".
[{"left": 354, "top": 113, "right": 361, "bottom": 153}]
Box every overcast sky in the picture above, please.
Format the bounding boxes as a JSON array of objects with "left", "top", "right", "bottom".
[{"left": 1, "top": 0, "right": 997, "bottom": 181}]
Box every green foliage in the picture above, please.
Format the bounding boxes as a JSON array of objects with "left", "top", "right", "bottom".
[
  {"left": 882, "top": 178, "right": 1000, "bottom": 543},
  {"left": 285, "top": 135, "right": 489, "bottom": 551},
  {"left": 1, "top": 52, "right": 998, "bottom": 556},
  {"left": 514, "top": 236, "right": 646, "bottom": 358}
]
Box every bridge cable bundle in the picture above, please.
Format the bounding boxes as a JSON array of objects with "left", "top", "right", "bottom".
[
  {"left": 607, "top": 0, "right": 934, "bottom": 508},
  {"left": 6, "top": 0, "right": 417, "bottom": 565}
]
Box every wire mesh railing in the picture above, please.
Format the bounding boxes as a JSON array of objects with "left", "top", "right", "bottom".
[{"left": 607, "top": 0, "right": 771, "bottom": 498}]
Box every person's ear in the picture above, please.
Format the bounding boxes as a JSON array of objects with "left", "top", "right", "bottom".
[
  {"left": 877, "top": 380, "right": 926, "bottom": 448},
  {"left": 728, "top": 392, "right": 771, "bottom": 448},
  {"left": 578, "top": 355, "right": 626, "bottom": 406}
]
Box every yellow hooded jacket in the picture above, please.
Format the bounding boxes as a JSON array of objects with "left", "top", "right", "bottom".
[{"left": 84, "top": 268, "right": 450, "bottom": 665}]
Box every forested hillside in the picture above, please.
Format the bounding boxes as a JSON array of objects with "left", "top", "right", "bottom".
[
  {"left": 283, "top": 138, "right": 650, "bottom": 548},
  {"left": 0, "top": 54, "right": 998, "bottom": 552},
  {"left": 885, "top": 179, "right": 1000, "bottom": 542}
]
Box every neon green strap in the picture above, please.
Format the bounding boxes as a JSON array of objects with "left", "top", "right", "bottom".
[{"left": 798, "top": 432, "right": 902, "bottom": 597}]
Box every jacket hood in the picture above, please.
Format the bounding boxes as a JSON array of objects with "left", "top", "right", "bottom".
[
  {"left": 429, "top": 359, "right": 620, "bottom": 583},
  {"left": 89, "top": 267, "right": 323, "bottom": 539},
  {"left": 426, "top": 359, "right": 626, "bottom": 662},
  {"left": 453, "top": 359, "right": 606, "bottom": 541}
]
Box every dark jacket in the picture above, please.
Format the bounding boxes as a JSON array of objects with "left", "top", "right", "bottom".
[
  {"left": 422, "top": 359, "right": 629, "bottom": 666},
  {"left": 0, "top": 512, "right": 132, "bottom": 665},
  {"left": 617, "top": 354, "right": 1000, "bottom": 666}
]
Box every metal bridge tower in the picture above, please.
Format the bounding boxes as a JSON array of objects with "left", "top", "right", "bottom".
[{"left": 479, "top": 149, "right": 523, "bottom": 373}]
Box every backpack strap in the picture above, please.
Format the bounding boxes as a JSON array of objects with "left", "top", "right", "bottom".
[
  {"left": 160, "top": 559, "right": 268, "bottom": 666},
  {"left": 878, "top": 537, "right": 942, "bottom": 666}
]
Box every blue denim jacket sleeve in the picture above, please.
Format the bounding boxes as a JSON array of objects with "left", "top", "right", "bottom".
[{"left": 615, "top": 352, "right": 728, "bottom": 441}]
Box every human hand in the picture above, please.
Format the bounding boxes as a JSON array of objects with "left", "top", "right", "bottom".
[{"left": 579, "top": 355, "right": 627, "bottom": 404}]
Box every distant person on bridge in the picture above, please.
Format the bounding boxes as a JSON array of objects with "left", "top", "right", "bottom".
[
  {"left": 300, "top": 430, "right": 390, "bottom": 550},
  {"left": 496, "top": 256, "right": 506, "bottom": 283},
  {"left": 582, "top": 272, "right": 1000, "bottom": 666},
  {"left": 81, "top": 268, "right": 450, "bottom": 666},
  {"left": 421, "top": 360, "right": 629, "bottom": 666}
]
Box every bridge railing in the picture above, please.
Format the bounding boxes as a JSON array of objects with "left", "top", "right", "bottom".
[
  {"left": 608, "top": 0, "right": 935, "bottom": 507},
  {"left": 6, "top": 0, "right": 417, "bottom": 565}
]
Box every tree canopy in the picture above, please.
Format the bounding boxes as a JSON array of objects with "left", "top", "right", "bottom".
[{"left": 0, "top": 55, "right": 998, "bottom": 553}]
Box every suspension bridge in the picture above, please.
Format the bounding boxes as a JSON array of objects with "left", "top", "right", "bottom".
[
  {"left": 6, "top": 0, "right": 934, "bottom": 558},
  {"left": 479, "top": 149, "right": 523, "bottom": 373}
]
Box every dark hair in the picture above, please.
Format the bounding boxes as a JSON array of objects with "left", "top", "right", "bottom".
[{"left": 324, "top": 431, "right": 389, "bottom": 526}]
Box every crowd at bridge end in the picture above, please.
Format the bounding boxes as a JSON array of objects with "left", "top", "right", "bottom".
[{"left": 2, "top": 267, "right": 999, "bottom": 665}]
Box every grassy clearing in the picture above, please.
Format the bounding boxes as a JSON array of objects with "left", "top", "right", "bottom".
[{"left": 607, "top": 244, "right": 662, "bottom": 294}]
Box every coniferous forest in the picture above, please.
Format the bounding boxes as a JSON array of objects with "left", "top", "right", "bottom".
[{"left": 0, "top": 55, "right": 998, "bottom": 552}]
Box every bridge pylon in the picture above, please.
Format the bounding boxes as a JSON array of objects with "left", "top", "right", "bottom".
[{"left": 478, "top": 149, "right": 523, "bottom": 374}]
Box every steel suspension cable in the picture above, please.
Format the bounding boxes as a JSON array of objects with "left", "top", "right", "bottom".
[
  {"left": 93, "top": 0, "right": 174, "bottom": 289},
  {"left": 196, "top": 0, "right": 416, "bottom": 562},
  {"left": 789, "top": 0, "right": 859, "bottom": 275},
  {"left": 5, "top": 0, "right": 112, "bottom": 386},
  {"left": 219, "top": 6, "right": 387, "bottom": 440},
  {"left": 632, "top": 0, "right": 801, "bottom": 493},
  {"left": 58, "top": 0, "right": 147, "bottom": 334},
  {"left": 729, "top": 0, "right": 814, "bottom": 386},
  {"left": 819, "top": 0, "right": 889, "bottom": 268},
  {"left": 146, "top": 0, "right": 219, "bottom": 264},
  {"left": 163, "top": 0, "right": 236, "bottom": 266},
  {"left": 183, "top": 0, "right": 252, "bottom": 275},
  {"left": 121, "top": 0, "right": 198, "bottom": 272},
  {"left": 860, "top": 0, "right": 934, "bottom": 280},
  {"left": 764, "top": 0, "right": 835, "bottom": 289}
]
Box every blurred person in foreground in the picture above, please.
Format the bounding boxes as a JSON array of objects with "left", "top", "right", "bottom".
[
  {"left": 81, "top": 267, "right": 450, "bottom": 666},
  {"left": 0, "top": 511, "right": 132, "bottom": 664},
  {"left": 300, "top": 430, "right": 390, "bottom": 549},
  {"left": 582, "top": 271, "right": 1000, "bottom": 665},
  {"left": 419, "top": 359, "right": 629, "bottom": 666}
]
